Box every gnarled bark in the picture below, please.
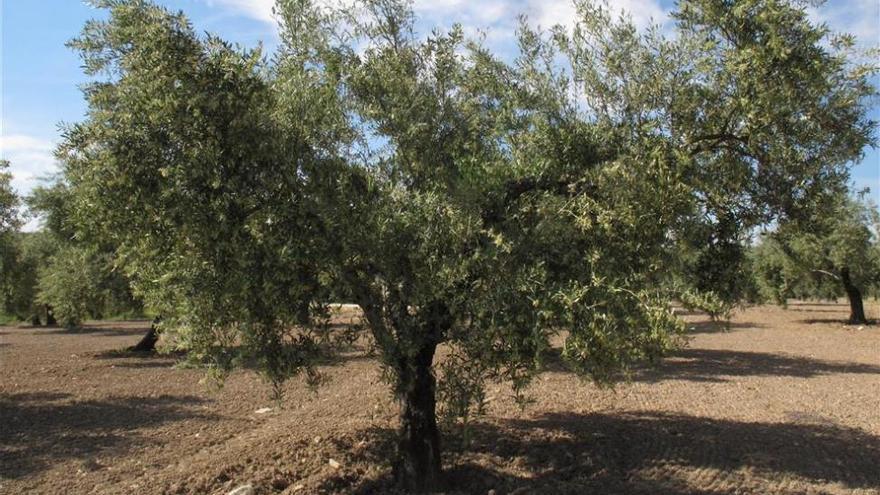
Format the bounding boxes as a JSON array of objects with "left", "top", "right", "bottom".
[
  {"left": 394, "top": 341, "right": 442, "bottom": 493},
  {"left": 129, "top": 317, "right": 160, "bottom": 352},
  {"left": 840, "top": 267, "right": 867, "bottom": 325}
]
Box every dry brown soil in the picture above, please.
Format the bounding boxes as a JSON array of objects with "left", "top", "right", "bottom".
[{"left": 1, "top": 302, "right": 879, "bottom": 495}]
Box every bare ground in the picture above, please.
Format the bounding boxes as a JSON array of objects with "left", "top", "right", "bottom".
[{"left": 1, "top": 301, "right": 879, "bottom": 495}]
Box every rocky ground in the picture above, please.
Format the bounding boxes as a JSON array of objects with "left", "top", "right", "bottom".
[{"left": 1, "top": 301, "right": 878, "bottom": 494}]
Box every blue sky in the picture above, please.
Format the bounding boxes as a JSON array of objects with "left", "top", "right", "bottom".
[{"left": 2, "top": 0, "right": 878, "bottom": 207}]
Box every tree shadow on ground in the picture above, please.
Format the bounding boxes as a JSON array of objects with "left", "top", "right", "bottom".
[
  {"left": 683, "top": 320, "right": 761, "bottom": 335},
  {"left": 797, "top": 318, "right": 876, "bottom": 325},
  {"left": 634, "top": 348, "right": 880, "bottom": 383},
  {"left": 322, "top": 411, "right": 880, "bottom": 494},
  {"left": 36, "top": 325, "right": 150, "bottom": 337},
  {"left": 786, "top": 308, "right": 845, "bottom": 313},
  {"left": 785, "top": 302, "right": 843, "bottom": 307},
  {"left": 0, "top": 391, "right": 213, "bottom": 479},
  {"left": 539, "top": 346, "right": 877, "bottom": 383},
  {"left": 92, "top": 348, "right": 187, "bottom": 367}
]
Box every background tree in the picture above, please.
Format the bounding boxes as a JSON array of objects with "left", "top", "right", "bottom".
[
  {"left": 754, "top": 192, "right": 880, "bottom": 323},
  {"left": 60, "top": 0, "right": 876, "bottom": 491},
  {"left": 22, "top": 181, "right": 143, "bottom": 329},
  {"left": 0, "top": 160, "right": 18, "bottom": 234},
  {"left": 0, "top": 159, "right": 27, "bottom": 323},
  {"left": 0, "top": 161, "right": 54, "bottom": 325},
  {"left": 1, "top": 231, "right": 57, "bottom": 325}
]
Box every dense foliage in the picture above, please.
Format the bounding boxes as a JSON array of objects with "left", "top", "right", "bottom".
[
  {"left": 1, "top": 177, "right": 142, "bottom": 327},
  {"left": 753, "top": 193, "right": 880, "bottom": 323},
  {"left": 57, "top": 0, "right": 876, "bottom": 490},
  {"left": 0, "top": 159, "right": 26, "bottom": 322},
  {"left": 1, "top": 231, "right": 56, "bottom": 324},
  {"left": 27, "top": 182, "right": 143, "bottom": 328}
]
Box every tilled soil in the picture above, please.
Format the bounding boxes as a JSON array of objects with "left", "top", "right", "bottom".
[{"left": 1, "top": 302, "right": 878, "bottom": 495}]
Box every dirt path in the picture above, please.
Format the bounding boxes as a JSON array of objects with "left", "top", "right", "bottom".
[{"left": 1, "top": 302, "right": 879, "bottom": 494}]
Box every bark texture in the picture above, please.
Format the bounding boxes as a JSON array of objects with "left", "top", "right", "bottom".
[
  {"left": 840, "top": 267, "right": 867, "bottom": 324},
  {"left": 394, "top": 341, "right": 442, "bottom": 493},
  {"left": 129, "top": 318, "right": 160, "bottom": 352}
]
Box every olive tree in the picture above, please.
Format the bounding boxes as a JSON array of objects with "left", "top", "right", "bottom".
[
  {"left": 0, "top": 160, "right": 25, "bottom": 321},
  {"left": 22, "top": 182, "right": 144, "bottom": 329},
  {"left": 60, "top": 0, "right": 876, "bottom": 491},
  {"left": 62, "top": 0, "right": 332, "bottom": 378},
  {"left": 557, "top": 0, "right": 877, "bottom": 305},
  {"left": 0, "top": 162, "right": 51, "bottom": 325},
  {"left": 756, "top": 193, "right": 880, "bottom": 323},
  {"left": 0, "top": 160, "right": 18, "bottom": 234}
]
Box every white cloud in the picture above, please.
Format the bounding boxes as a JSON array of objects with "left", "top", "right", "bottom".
[
  {"left": 200, "top": 0, "right": 878, "bottom": 45},
  {"left": 518, "top": 0, "right": 667, "bottom": 32},
  {"left": 0, "top": 134, "right": 58, "bottom": 196},
  {"left": 206, "top": 0, "right": 668, "bottom": 33},
  {"left": 206, "top": 0, "right": 277, "bottom": 24},
  {"left": 415, "top": 0, "right": 511, "bottom": 25},
  {"left": 808, "top": 0, "right": 879, "bottom": 47}
]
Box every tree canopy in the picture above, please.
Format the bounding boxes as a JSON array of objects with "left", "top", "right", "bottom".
[
  {"left": 0, "top": 159, "right": 30, "bottom": 322},
  {"left": 58, "top": 0, "right": 877, "bottom": 490},
  {"left": 754, "top": 192, "right": 880, "bottom": 323}
]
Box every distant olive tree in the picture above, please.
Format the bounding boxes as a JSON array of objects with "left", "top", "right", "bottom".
[
  {"left": 755, "top": 193, "right": 880, "bottom": 324},
  {"left": 0, "top": 160, "right": 18, "bottom": 234},
  {"left": 2, "top": 231, "right": 58, "bottom": 325},
  {"left": 0, "top": 159, "right": 27, "bottom": 321},
  {"left": 60, "top": 0, "right": 876, "bottom": 491},
  {"left": 24, "top": 182, "right": 144, "bottom": 329}
]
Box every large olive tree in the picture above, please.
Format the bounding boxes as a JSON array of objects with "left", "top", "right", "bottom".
[
  {"left": 558, "top": 0, "right": 877, "bottom": 304},
  {"left": 61, "top": 0, "right": 875, "bottom": 491}
]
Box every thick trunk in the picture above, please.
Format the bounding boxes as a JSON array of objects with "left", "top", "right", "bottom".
[
  {"left": 394, "top": 342, "right": 442, "bottom": 493},
  {"left": 129, "top": 318, "right": 160, "bottom": 352},
  {"left": 840, "top": 268, "right": 867, "bottom": 324}
]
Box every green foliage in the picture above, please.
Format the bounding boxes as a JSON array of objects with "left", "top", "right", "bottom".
[
  {"left": 436, "top": 348, "right": 490, "bottom": 447},
  {"left": 679, "top": 288, "right": 734, "bottom": 330},
  {"left": 1, "top": 232, "right": 55, "bottom": 323},
  {"left": 754, "top": 193, "right": 880, "bottom": 306},
  {"left": 57, "top": 0, "right": 877, "bottom": 486},
  {"left": 6, "top": 180, "right": 145, "bottom": 327},
  {"left": 36, "top": 246, "right": 101, "bottom": 327},
  {"left": 0, "top": 160, "right": 19, "bottom": 234},
  {"left": 557, "top": 0, "right": 877, "bottom": 305},
  {"left": 36, "top": 245, "right": 140, "bottom": 328},
  {"left": 0, "top": 160, "right": 24, "bottom": 319}
]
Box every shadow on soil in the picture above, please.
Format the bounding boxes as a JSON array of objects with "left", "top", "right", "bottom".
[
  {"left": 683, "top": 320, "right": 761, "bottom": 334},
  {"left": 797, "top": 318, "right": 876, "bottom": 326},
  {"left": 634, "top": 348, "right": 880, "bottom": 383},
  {"left": 540, "top": 347, "right": 880, "bottom": 384},
  {"left": 786, "top": 308, "right": 845, "bottom": 313},
  {"left": 785, "top": 302, "right": 843, "bottom": 307},
  {"left": 322, "top": 411, "right": 880, "bottom": 494},
  {"left": 91, "top": 348, "right": 187, "bottom": 368},
  {"left": 0, "top": 391, "right": 213, "bottom": 479},
  {"left": 35, "top": 324, "right": 151, "bottom": 337}
]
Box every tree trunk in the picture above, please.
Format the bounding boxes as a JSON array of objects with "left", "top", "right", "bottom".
[
  {"left": 394, "top": 342, "right": 442, "bottom": 493},
  {"left": 840, "top": 267, "right": 867, "bottom": 324},
  {"left": 129, "top": 317, "right": 160, "bottom": 352},
  {"left": 30, "top": 314, "right": 41, "bottom": 326},
  {"left": 45, "top": 306, "right": 56, "bottom": 326}
]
